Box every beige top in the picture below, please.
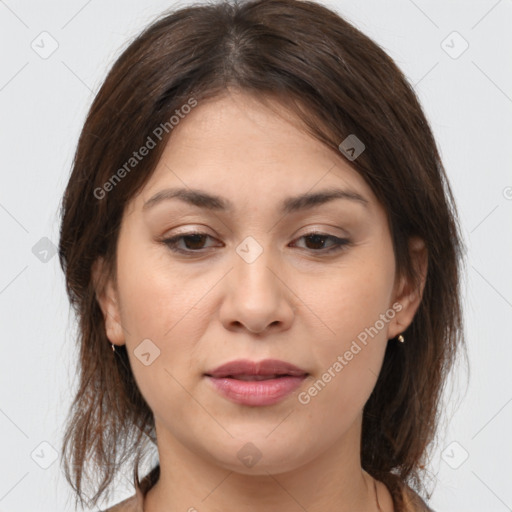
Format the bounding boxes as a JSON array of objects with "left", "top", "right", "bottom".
[{"left": 102, "top": 465, "right": 434, "bottom": 512}]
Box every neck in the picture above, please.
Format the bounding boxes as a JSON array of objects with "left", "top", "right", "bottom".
[{"left": 144, "top": 417, "right": 390, "bottom": 512}]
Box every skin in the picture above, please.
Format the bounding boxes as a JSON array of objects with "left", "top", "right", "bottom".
[{"left": 94, "top": 89, "right": 427, "bottom": 512}]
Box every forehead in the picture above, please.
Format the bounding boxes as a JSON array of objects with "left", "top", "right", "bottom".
[{"left": 130, "top": 90, "right": 379, "bottom": 214}]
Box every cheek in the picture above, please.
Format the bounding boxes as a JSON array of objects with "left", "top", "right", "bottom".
[
  {"left": 115, "top": 244, "right": 216, "bottom": 407},
  {"left": 116, "top": 242, "right": 207, "bottom": 339},
  {"left": 307, "top": 258, "right": 394, "bottom": 347},
  {"left": 298, "top": 256, "right": 394, "bottom": 409}
]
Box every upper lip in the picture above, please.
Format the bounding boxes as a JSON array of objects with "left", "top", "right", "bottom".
[{"left": 205, "top": 359, "right": 308, "bottom": 378}]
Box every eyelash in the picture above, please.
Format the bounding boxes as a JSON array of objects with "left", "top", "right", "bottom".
[{"left": 160, "top": 231, "right": 351, "bottom": 256}]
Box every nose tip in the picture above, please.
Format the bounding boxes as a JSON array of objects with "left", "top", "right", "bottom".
[{"left": 219, "top": 256, "right": 295, "bottom": 335}]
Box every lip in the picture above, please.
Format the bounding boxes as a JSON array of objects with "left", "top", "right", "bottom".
[
  {"left": 205, "top": 358, "right": 308, "bottom": 378},
  {"left": 204, "top": 359, "right": 309, "bottom": 406}
]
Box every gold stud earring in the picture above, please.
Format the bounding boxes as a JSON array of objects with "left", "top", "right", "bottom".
[{"left": 397, "top": 334, "right": 405, "bottom": 343}]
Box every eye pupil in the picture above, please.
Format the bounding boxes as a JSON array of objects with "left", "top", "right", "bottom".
[
  {"left": 184, "top": 234, "right": 207, "bottom": 249},
  {"left": 305, "top": 234, "right": 327, "bottom": 250}
]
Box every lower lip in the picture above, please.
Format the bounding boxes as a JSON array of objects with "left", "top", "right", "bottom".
[{"left": 206, "top": 375, "right": 307, "bottom": 406}]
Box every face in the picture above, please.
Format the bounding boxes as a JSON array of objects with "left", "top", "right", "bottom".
[{"left": 94, "top": 89, "right": 426, "bottom": 475}]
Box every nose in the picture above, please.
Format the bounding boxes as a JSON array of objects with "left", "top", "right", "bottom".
[{"left": 218, "top": 246, "right": 295, "bottom": 335}]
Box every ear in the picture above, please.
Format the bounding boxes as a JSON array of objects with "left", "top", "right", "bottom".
[
  {"left": 387, "top": 236, "right": 428, "bottom": 339},
  {"left": 91, "top": 256, "right": 126, "bottom": 346}
]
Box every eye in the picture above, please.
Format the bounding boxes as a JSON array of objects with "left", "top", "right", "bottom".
[
  {"left": 290, "top": 232, "right": 351, "bottom": 254},
  {"left": 161, "top": 232, "right": 219, "bottom": 254},
  {"left": 161, "top": 230, "right": 350, "bottom": 255}
]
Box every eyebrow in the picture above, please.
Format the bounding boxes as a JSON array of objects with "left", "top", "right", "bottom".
[{"left": 142, "top": 186, "right": 369, "bottom": 214}]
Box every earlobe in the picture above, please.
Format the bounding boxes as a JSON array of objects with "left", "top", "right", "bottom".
[
  {"left": 388, "top": 236, "right": 428, "bottom": 339},
  {"left": 91, "top": 257, "right": 126, "bottom": 346}
]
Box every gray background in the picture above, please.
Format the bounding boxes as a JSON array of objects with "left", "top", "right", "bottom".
[{"left": 0, "top": 0, "right": 511, "bottom": 511}]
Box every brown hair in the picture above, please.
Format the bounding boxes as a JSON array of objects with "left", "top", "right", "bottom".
[{"left": 58, "top": 0, "right": 466, "bottom": 509}]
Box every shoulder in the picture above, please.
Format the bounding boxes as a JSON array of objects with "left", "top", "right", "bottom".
[
  {"left": 100, "top": 464, "right": 160, "bottom": 512},
  {"left": 100, "top": 494, "right": 140, "bottom": 512},
  {"left": 401, "top": 483, "right": 435, "bottom": 512}
]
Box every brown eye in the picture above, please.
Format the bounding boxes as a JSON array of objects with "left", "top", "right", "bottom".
[
  {"left": 162, "top": 232, "right": 219, "bottom": 253},
  {"left": 291, "top": 233, "right": 350, "bottom": 253},
  {"left": 180, "top": 234, "right": 209, "bottom": 250},
  {"left": 161, "top": 231, "right": 350, "bottom": 256}
]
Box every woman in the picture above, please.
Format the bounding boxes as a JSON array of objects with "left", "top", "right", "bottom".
[{"left": 58, "top": 0, "right": 465, "bottom": 511}]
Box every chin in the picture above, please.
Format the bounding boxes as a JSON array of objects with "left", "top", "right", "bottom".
[
  {"left": 220, "top": 455, "right": 306, "bottom": 476},
  {"left": 202, "top": 436, "right": 315, "bottom": 476}
]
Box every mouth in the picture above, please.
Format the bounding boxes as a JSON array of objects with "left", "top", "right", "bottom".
[
  {"left": 220, "top": 374, "right": 301, "bottom": 381},
  {"left": 204, "top": 358, "right": 309, "bottom": 380},
  {"left": 204, "top": 359, "right": 309, "bottom": 406}
]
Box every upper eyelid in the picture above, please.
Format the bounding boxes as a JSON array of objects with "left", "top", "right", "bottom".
[
  {"left": 163, "top": 223, "right": 349, "bottom": 238},
  {"left": 162, "top": 231, "right": 349, "bottom": 252},
  {"left": 163, "top": 229, "right": 346, "bottom": 241}
]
